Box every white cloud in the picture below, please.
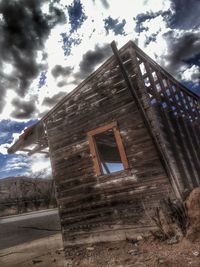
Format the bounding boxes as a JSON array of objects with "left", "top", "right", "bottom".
[
  {"left": 1, "top": 149, "right": 51, "bottom": 178},
  {"left": 0, "top": 138, "right": 16, "bottom": 156},
  {"left": 0, "top": 131, "right": 27, "bottom": 155},
  {"left": 181, "top": 65, "right": 200, "bottom": 85},
  {"left": 2, "top": 62, "right": 13, "bottom": 75},
  {"left": 0, "top": 90, "right": 17, "bottom": 120},
  {"left": 3, "top": 155, "right": 30, "bottom": 173},
  {"left": 30, "top": 154, "right": 51, "bottom": 174},
  {"left": 0, "top": 143, "right": 9, "bottom": 154}
]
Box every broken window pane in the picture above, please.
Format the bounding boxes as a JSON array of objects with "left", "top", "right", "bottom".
[{"left": 94, "top": 129, "right": 124, "bottom": 174}]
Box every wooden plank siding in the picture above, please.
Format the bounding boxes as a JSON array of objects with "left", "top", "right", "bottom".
[
  {"left": 127, "top": 42, "right": 200, "bottom": 195},
  {"left": 43, "top": 42, "right": 175, "bottom": 247}
]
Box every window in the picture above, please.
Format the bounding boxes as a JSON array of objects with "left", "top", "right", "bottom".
[{"left": 87, "top": 121, "right": 129, "bottom": 176}]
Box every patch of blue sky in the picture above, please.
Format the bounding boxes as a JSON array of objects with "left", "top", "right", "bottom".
[
  {"left": 182, "top": 81, "right": 200, "bottom": 96},
  {"left": 60, "top": 33, "right": 81, "bottom": 56},
  {"left": 60, "top": 0, "right": 86, "bottom": 57},
  {"left": 0, "top": 119, "right": 38, "bottom": 145},
  {"left": 0, "top": 154, "right": 30, "bottom": 179},
  {"left": 68, "top": 0, "right": 87, "bottom": 33},
  {"left": 104, "top": 16, "right": 126, "bottom": 36},
  {"left": 101, "top": 162, "right": 124, "bottom": 175},
  {"left": 38, "top": 71, "right": 47, "bottom": 88}
]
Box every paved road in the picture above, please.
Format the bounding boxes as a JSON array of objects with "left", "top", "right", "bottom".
[{"left": 0, "top": 209, "right": 61, "bottom": 250}]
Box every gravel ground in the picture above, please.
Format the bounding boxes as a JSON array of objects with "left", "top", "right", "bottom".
[
  {"left": 0, "top": 234, "right": 65, "bottom": 267},
  {"left": 1, "top": 234, "right": 199, "bottom": 267},
  {"left": 64, "top": 236, "right": 200, "bottom": 267}
]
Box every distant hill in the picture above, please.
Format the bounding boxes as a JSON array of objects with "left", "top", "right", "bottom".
[{"left": 0, "top": 176, "right": 56, "bottom": 216}]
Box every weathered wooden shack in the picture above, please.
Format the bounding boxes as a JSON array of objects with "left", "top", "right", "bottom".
[{"left": 8, "top": 41, "right": 200, "bottom": 248}]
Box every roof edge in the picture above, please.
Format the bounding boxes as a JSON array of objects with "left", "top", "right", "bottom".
[{"left": 41, "top": 41, "right": 133, "bottom": 122}]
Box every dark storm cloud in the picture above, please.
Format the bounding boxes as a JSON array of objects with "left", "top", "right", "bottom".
[
  {"left": 68, "top": 0, "right": 87, "bottom": 33},
  {"left": 168, "top": 0, "right": 200, "bottom": 30},
  {"left": 0, "top": 71, "right": 19, "bottom": 114},
  {"left": 164, "top": 31, "right": 200, "bottom": 72},
  {"left": 184, "top": 54, "right": 200, "bottom": 67},
  {"left": 11, "top": 98, "right": 37, "bottom": 119},
  {"left": 100, "top": 0, "right": 110, "bottom": 9},
  {"left": 51, "top": 65, "right": 73, "bottom": 78},
  {"left": 134, "top": 11, "right": 171, "bottom": 33},
  {"left": 92, "top": 0, "right": 109, "bottom": 9},
  {"left": 0, "top": 0, "right": 66, "bottom": 113},
  {"left": 0, "top": 84, "right": 6, "bottom": 113},
  {"left": 145, "top": 33, "right": 157, "bottom": 46},
  {"left": 134, "top": 12, "right": 158, "bottom": 33},
  {"left": 104, "top": 16, "right": 126, "bottom": 36},
  {"left": 74, "top": 43, "right": 112, "bottom": 80},
  {"left": 57, "top": 81, "right": 67, "bottom": 87},
  {"left": 42, "top": 92, "right": 66, "bottom": 107}
]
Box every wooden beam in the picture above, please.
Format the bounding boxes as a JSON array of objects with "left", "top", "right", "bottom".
[{"left": 111, "top": 41, "right": 182, "bottom": 199}]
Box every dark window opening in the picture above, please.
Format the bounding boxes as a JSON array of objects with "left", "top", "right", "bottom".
[
  {"left": 87, "top": 121, "right": 128, "bottom": 176},
  {"left": 94, "top": 129, "right": 124, "bottom": 174}
]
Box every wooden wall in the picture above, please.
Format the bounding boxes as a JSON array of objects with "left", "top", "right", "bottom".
[
  {"left": 43, "top": 43, "right": 174, "bottom": 247},
  {"left": 127, "top": 42, "right": 200, "bottom": 196}
]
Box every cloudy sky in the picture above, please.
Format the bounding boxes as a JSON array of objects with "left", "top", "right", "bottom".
[{"left": 0, "top": 0, "right": 199, "bottom": 178}]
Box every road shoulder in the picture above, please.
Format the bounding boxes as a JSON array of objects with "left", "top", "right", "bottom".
[{"left": 0, "top": 233, "right": 65, "bottom": 267}]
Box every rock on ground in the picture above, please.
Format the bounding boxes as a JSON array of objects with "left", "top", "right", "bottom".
[{"left": 185, "top": 187, "right": 200, "bottom": 241}]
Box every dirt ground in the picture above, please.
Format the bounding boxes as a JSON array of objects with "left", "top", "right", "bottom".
[
  {"left": 64, "top": 236, "right": 200, "bottom": 267},
  {"left": 0, "top": 234, "right": 65, "bottom": 267},
  {"left": 1, "top": 234, "right": 199, "bottom": 267}
]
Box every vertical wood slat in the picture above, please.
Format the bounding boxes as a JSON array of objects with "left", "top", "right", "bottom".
[
  {"left": 163, "top": 79, "right": 200, "bottom": 186},
  {"left": 133, "top": 40, "right": 200, "bottom": 190},
  {"left": 178, "top": 90, "right": 200, "bottom": 155},
  {"left": 167, "top": 80, "right": 200, "bottom": 161},
  {"left": 162, "top": 79, "right": 198, "bottom": 186},
  {"left": 144, "top": 61, "right": 191, "bottom": 190},
  {"left": 122, "top": 45, "right": 183, "bottom": 199},
  {"left": 168, "top": 112, "right": 198, "bottom": 187},
  {"left": 155, "top": 73, "right": 199, "bottom": 187}
]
